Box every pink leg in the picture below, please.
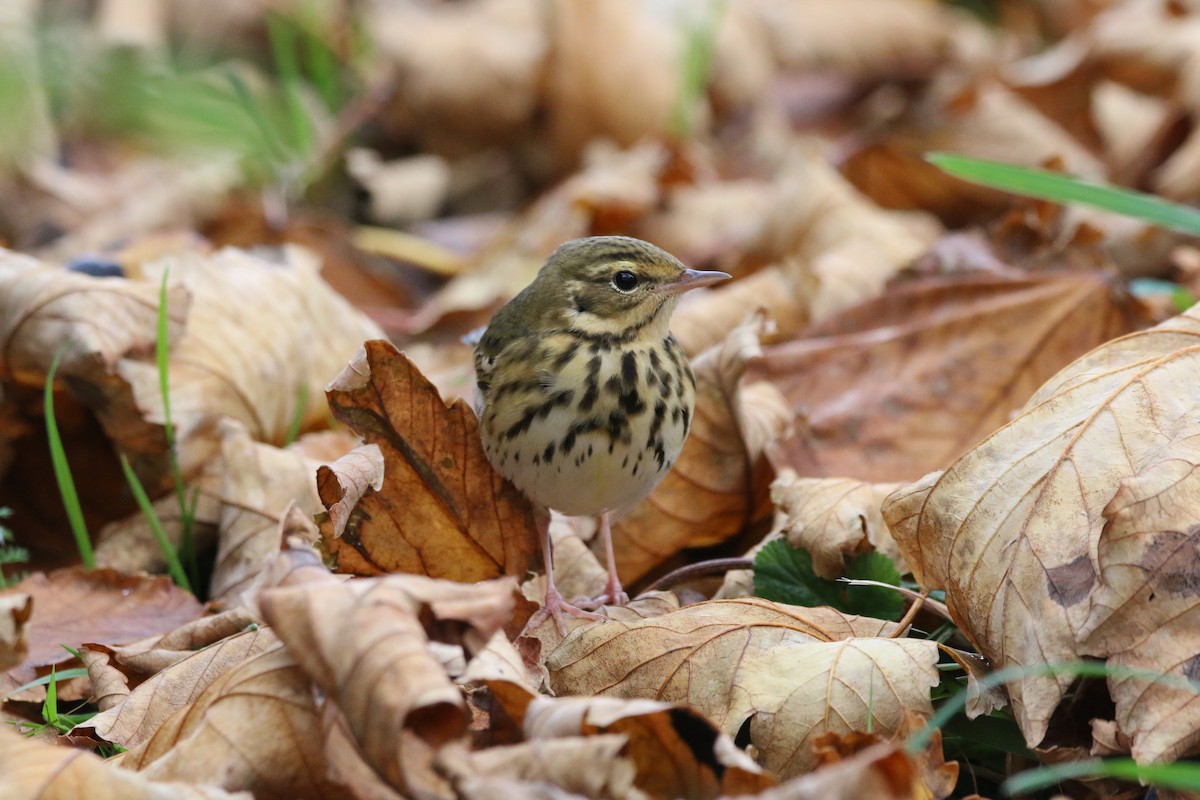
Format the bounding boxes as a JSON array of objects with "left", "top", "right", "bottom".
[
  {"left": 523, "top": 514, "right": 604, "bottom": 636},
  {"left": 596, "top": 510, "right": 629, "bottom": 607}
]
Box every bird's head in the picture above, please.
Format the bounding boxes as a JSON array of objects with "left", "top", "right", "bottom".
[{"left": 536, "top": 236, "right": 730, "bottom": 338}]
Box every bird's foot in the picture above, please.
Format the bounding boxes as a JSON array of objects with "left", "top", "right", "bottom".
[
  {"left": 524, "top": 585, "right": 606, "bottom": 636},
  {"left": 574, "top": 576, "right": 629, "bottom": 610}
]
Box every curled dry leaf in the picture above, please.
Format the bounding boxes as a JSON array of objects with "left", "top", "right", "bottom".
[
  {"left": 546, "top": 598, "right": 938, "bottom": 777},
  {"left": 770, "top": 470, "right": 906, "bottom": 579},
  {"left": 881, "top": 302, "right": 1200, "bottom": 760},
  {"left": 0, "top": 725, "right": 252, "bottom": 800},
  {"left": 77, "top": 647, "right": 129, "bottom": 712},
  {"left": 208, "top": 419, "right": 333, "bottom": 606},
  {"left": 123, "top": 643, "right": 342, "bottom": 800},
  {"left": 319, "top": 340, "right": 538, "bottom": 582},
  {"left": 319, "top": 443, "right": 384, "bottom": 538},
  {"left": 466, "top": 630, "right": 773, "bottom": 798},
  {"left": 259, "top": 573, "right": 516, "bottom": 795},
  {"left": 760, "top": 271, "right": 1141, "bottom": 483},
  {"left": 0, "top": 567, "right": 203, "bottom": 700},
  {"left": 76, "top": 625, "right": 280, "bottom": 751},
  {"left": 103, "top": 606, "right": 262, "bottom": 676},
  {"left": 609, "top": 314, "right": 790, "bottom": 585},
  {"left": 440, "top": 735, "right": 642, "bottom": 800},
  {"left": 0, "top": 593, "right": 30, "bottom": 672}
]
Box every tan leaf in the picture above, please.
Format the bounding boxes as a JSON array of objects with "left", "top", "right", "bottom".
[
  {"left": 740, "top": 0, "right": 966, "bottom": 83},
  {"left": 0, "top": 592, "right": 30, "bottom": 672},
  {"left": 770, "top": 470, "right": 906, "bottom": 579},
  {"left": 103, "top": 607, "right": 262, "bottom": 675},
  {"left": 258, "top": 573, "right": 515, "bottom": 795},
  {"left": 609, "top": 314, "right": 790, "bottom": 585},
  {"left": 0, "top": 568, "right": 203, "bottom": 700},
  {"left": 743, "top": 743, "right": 916, "bottom": 800},
  {"left": 123, "top": 643, "right": 343, "bottom": 800},
  {"left": 319, "top": 340, "right": 538, "bottom": 582},
  {"left": 1077, "top": 449, "right": 1200, "bottom": 764},
  {"left": 77, "top": 647, "right": 129, "bottom": 712},
  {"left": 880, "top": 303, "right": 1200, "bottom": 754},
  {"left": 740, "top": 152, "right": 941, "bottom": 321},
  {"left": 370, "top": 0, "right": 544, "bottom": 157},
  {"left": 208, "top": 419, "right": 330, "bottom": 606},
  {"left": 544, "top": 0, "right": 681, "bottom": 168},
  {"left": 77, "top": 626, "right": 279, "bottom": 751},
  {"left": 0, "top": 725, "right": 251, "bottom": 800},
  {"left": 546, "top": 598, "right": 936, "bottom": 777},
  {"left": 761, "top": 272, "right": 1141, "bottom": 482},
  {"left": 440, "top": 735, "right": 643, "bottom": 800}
]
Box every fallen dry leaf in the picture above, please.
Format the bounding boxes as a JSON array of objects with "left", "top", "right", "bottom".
[
  {"left": 759, "top": 271, "right": 1141, "bottom": 483},
  {"left": 319, "top": 340, "right": 538, "bottom": 582},
  {"left": 0, "top": 567, "right": 203, "bottom": 700},
  {"left": 0, "top": 725, "right": 252, "bottom": 800},
  {"left": 546, "top": 598, "right": 937, "bottom": 777},
  {"left": 769, "top": 470, "right": 907, "bottom": 579},
  {"left": 0, "top": 592, "right": 30, "bottom": 672},
  {"left": 881, "top": 301, "right": 1200, "bottom": 760},
  {"left": 75, "top": 625, "right": 279, "bottom": 751},
  {"left": 608, "top": 314, "right": 790, "bottom": 585},
  {"left": 259, "top": 573, "right": 516, "bottom": 796},
  {"left": 122, "top": 642, "right": 342, "bottom": 800},
  {"left": 440, "top": 735, "right": 643, "bottom": 800},
  {"left": 208, "top": 419, "right": 331, "bottom": 606}
]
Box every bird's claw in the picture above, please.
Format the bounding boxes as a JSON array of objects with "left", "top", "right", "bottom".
[{"left": 525, "top": 586, "right": 606, "bottom": 636}]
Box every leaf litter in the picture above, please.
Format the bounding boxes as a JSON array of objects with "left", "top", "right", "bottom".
[{"left": 0, "top": 1, "right": 1197, "bottom": 798}]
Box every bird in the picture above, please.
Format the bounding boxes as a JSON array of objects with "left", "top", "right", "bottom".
[{"left": 472, "top": 236, "right": 730, "bottom": 634}]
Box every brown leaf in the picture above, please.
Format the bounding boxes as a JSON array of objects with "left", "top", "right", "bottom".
[
  {"left": 0, "top": 725, "right": 252, "bottom": 800},
  {"left": 122, "top": 643, "right": 343, "bottom": 800},
  {"left": 103, "top": 607, "right": 262, "bottom": 675},
  {"left": 0, "top": 568, "right": 203, "bottom": 700},
  {"left": 77, "top": 625, "right": 279, "bottom": 750},
  {"left": 77, "top": 647, "right": 129, "bottom": 712},
  {"left": 880, "top": 302, "right": 1200, "bottom": 757},
  {"left": 761, "top": 272, "right": 1141, "bottom": 482},
  {"left": 546, "top": 598, "right": 937, "bottom": 777},
  {"left": 319, "top": 340, "right": 538, "bottom": 582},
  {"left": 609, "top": 314, "right": 791, "bottom": 585},
  {"left": 259, "top": 573, "right": 515, "bottom": 796}
]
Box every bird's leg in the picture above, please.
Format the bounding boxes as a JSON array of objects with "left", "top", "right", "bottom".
[
  {"left": 523, "top": 512, "right": 604, "bottom": 637},
  {"left": 590, "top": 510, "right": 629, "bottom": 607}
]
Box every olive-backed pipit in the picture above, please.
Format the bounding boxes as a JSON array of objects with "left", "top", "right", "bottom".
[{"left": 473, "top": 236, "right": 730, "bottom": 632}]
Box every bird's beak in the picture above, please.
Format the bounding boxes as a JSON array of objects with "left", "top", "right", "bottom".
[{"left": 661, "top": 268, "right": 732, "bottom": 296}]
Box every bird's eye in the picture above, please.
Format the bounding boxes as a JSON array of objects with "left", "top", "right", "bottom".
[{"left": 612, "top": 270, "right": 639, "bottom": 292}]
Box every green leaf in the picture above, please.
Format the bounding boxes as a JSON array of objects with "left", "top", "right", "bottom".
[
  {"left": 753, "top": 540, "right": 903, "bottom": 620},
  {"left": 927, "top": 153, "right": 1200, "bottom": 236},
  {"left": 753, "top": 539, "right": 840, "bottom": 608},
  {"left": 843, "top": 551, "right": 904, "bottom": 619}
]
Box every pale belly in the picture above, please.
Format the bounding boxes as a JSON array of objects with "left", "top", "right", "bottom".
[{"left": 480, "top": 338, "right": 694, "bottom": 517}]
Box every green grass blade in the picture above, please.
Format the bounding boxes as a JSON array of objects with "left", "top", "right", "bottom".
[
  {"left": 5, "top": 668, "right": 90, "bottom": 697},
  {"left": 157, "top": 271, "right": 197, "bottom": 586},
  {"left": 1004, "top": 758, "right": 1200, "bottom": 795},
  {"left": 43, "top": 666, "right": 58, "bottom": 724},
  {"left": 907, "top": 660, "right": 1199, "bottom": 754},
  {"left": 44, "top": 347, "right": 93, "bottom": 568},
  {"left": 284, "top": 382, "right": 309, "bottom": 446},
  {"left": 927, "top": 153, "right": 1200, "bottom": 236},
  {"left": 119, "top": 453, "right": 191, "bottom": 593}
]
